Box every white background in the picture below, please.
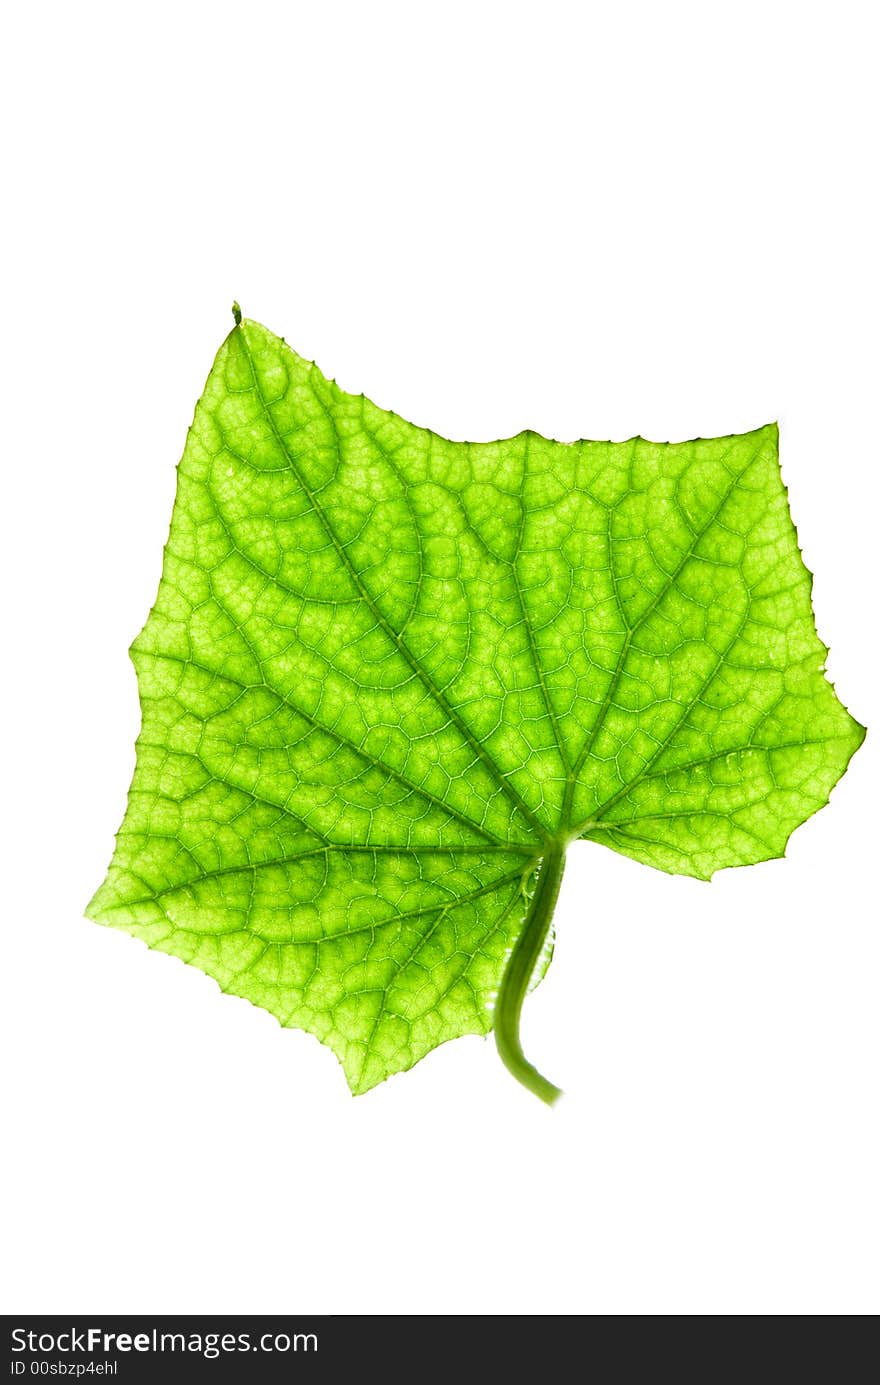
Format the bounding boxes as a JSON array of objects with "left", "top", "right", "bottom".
[{"left": 2, "top": 1, "right": 877, "bottom": 1316}]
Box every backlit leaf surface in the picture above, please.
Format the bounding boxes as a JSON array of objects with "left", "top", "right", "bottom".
[{"left": 88, "top": 314, "right": 864, "bottom": 1099}]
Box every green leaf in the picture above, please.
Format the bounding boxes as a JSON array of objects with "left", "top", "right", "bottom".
[{"left": 87, "top": 313, "right": 865, "bottom": 1102}]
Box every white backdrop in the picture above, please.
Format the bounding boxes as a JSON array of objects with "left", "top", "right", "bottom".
[{"left": 2, "top": 1, "right": 877, "bottom": 1315}]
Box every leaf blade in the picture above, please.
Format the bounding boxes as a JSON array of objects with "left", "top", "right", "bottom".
[{"left": 88, "top": 315, "right": 864, "bottom": 1094}]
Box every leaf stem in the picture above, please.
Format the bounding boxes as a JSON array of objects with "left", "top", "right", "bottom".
[{"left": 494, "top": 843, "right": 566, "bottom": 1104}]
